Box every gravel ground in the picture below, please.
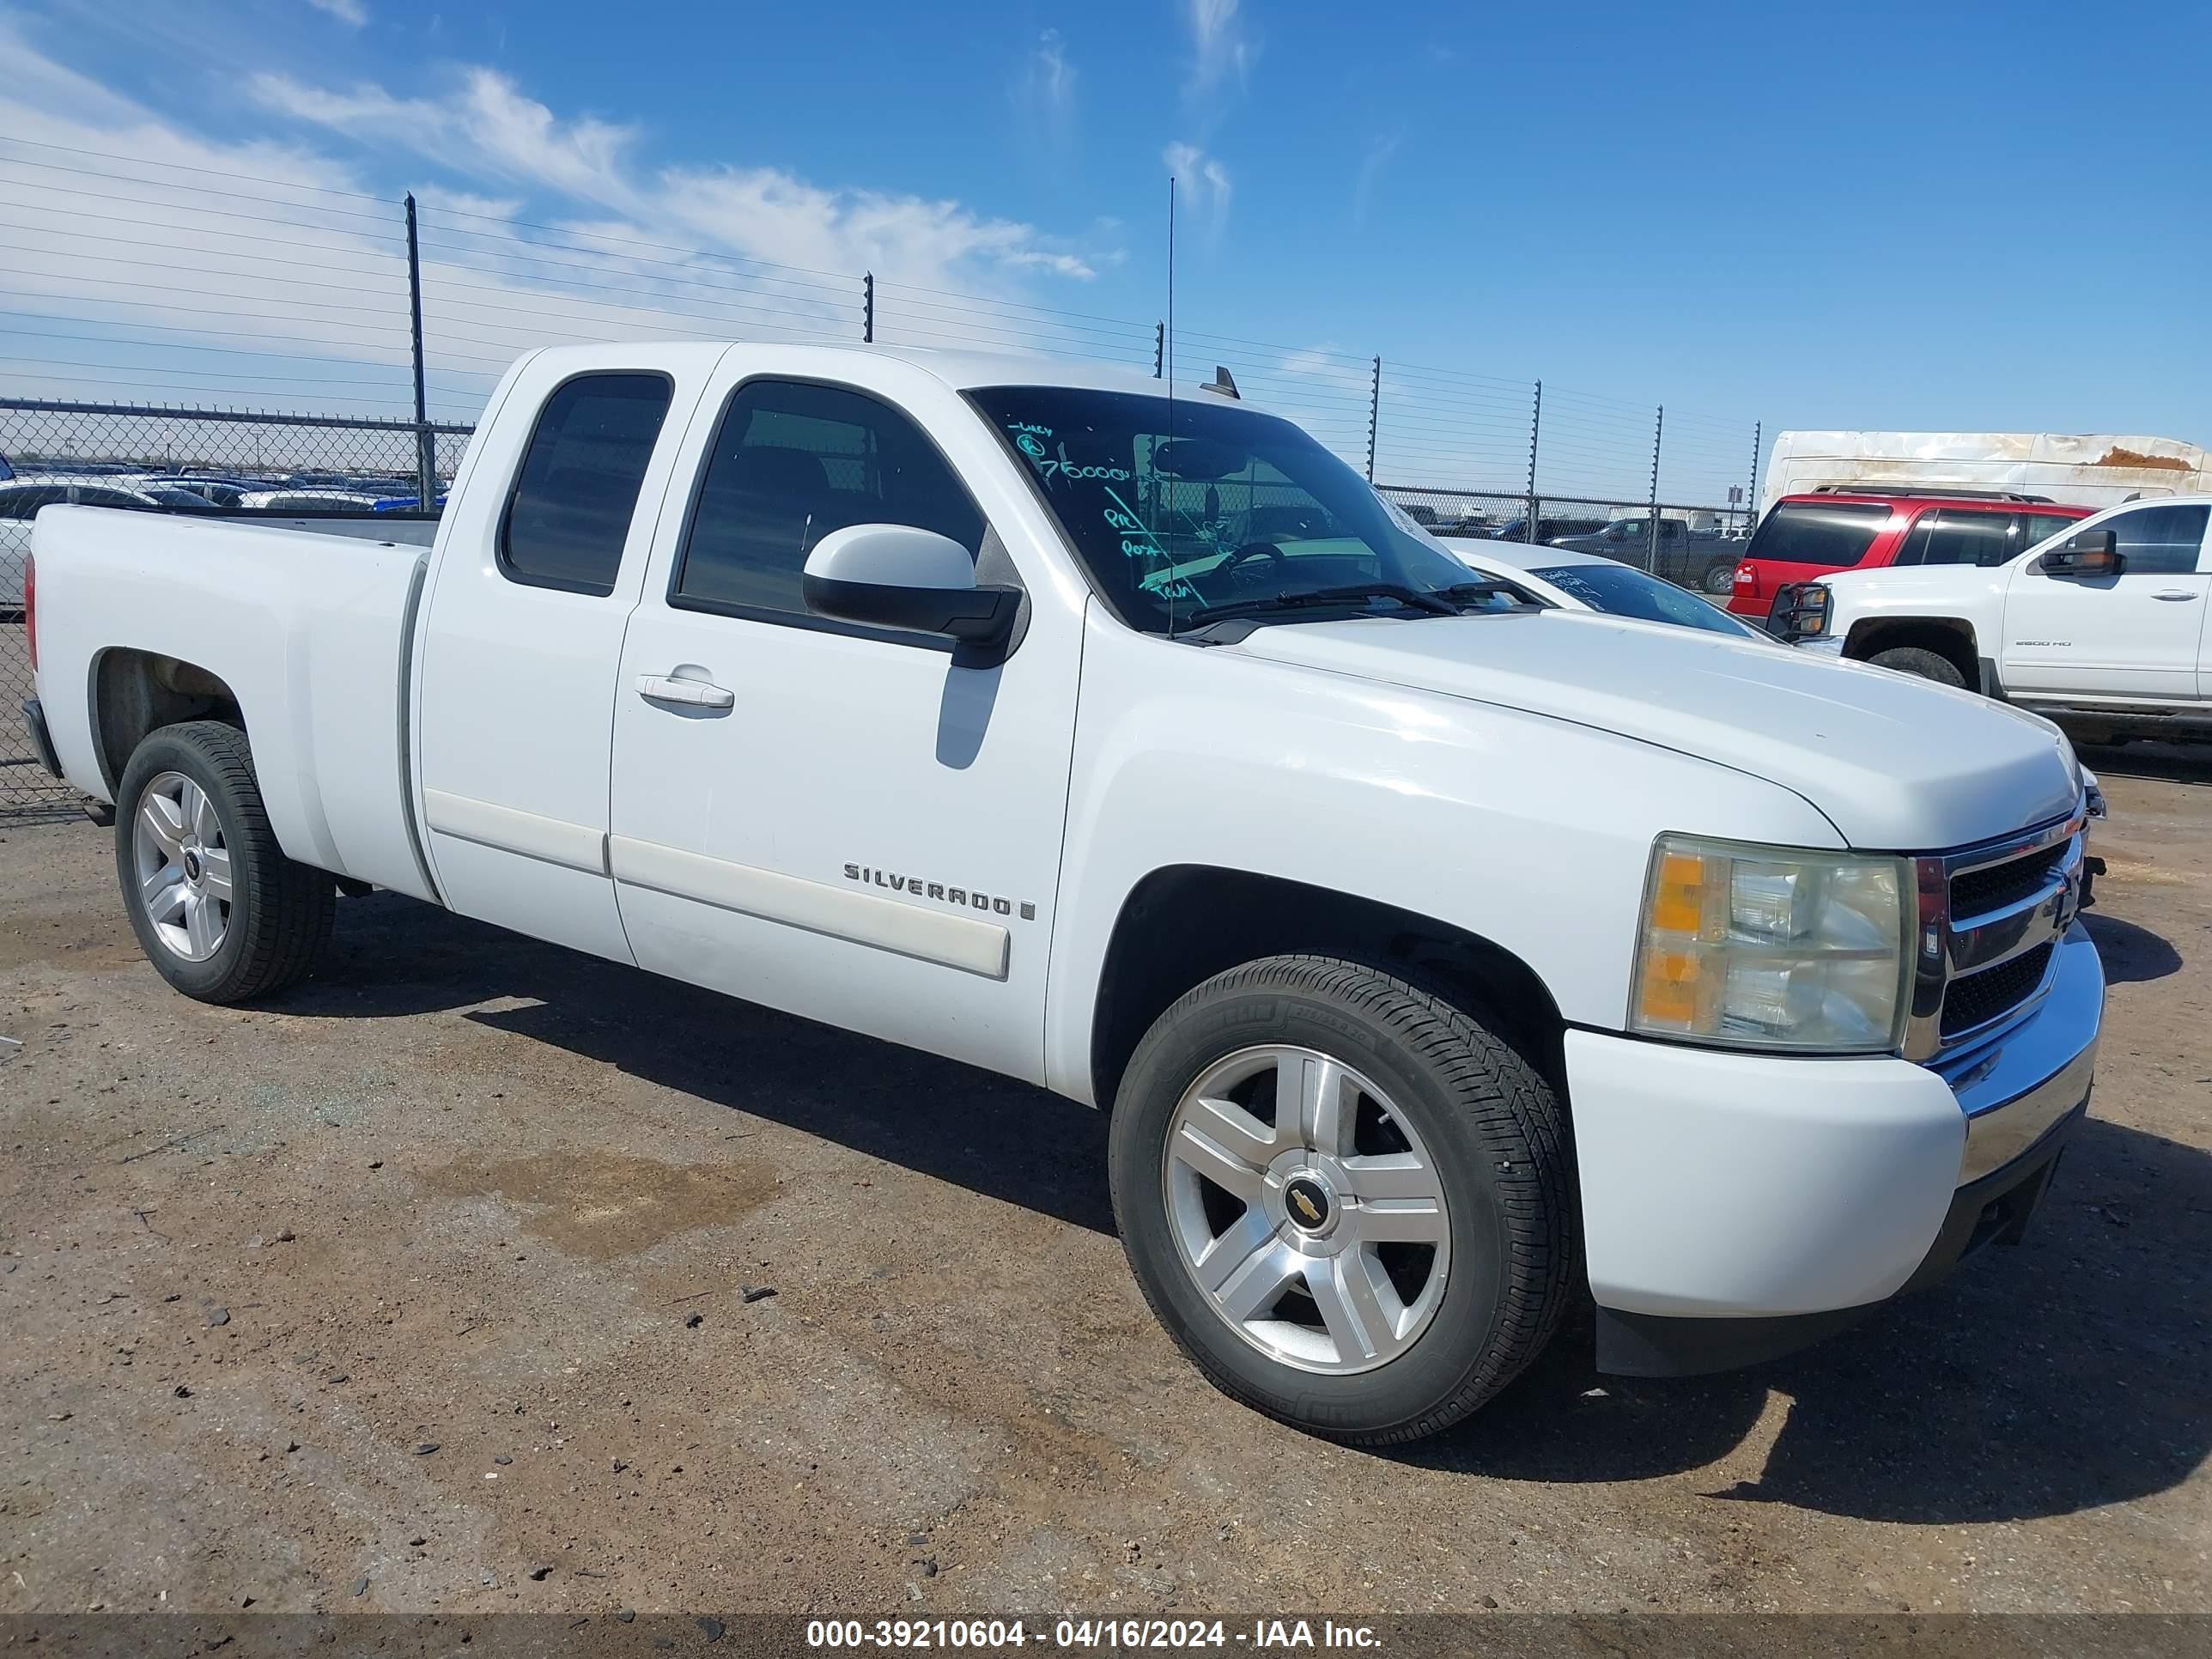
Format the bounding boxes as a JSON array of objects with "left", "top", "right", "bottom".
[{"left": 2, "top": 744, "right": 2206, "bottom": 1620}]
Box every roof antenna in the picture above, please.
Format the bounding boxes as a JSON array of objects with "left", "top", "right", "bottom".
[
  {"left": 1200, "top": 365, "right": 1240, "bottom": 400},
  {"left": 1164, "top": 173, "right": 1178, "bottom": 641}
]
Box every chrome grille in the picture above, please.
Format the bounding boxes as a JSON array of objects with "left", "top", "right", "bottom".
[
  {"left": 1905, "top": 805, "right": 2087, "bottom": 1062},
  {"left": 1941, "top": 941, "right": 2057, "bottom": 1039},
  {"left": 1951, "top": 844, "right": 2069, "bottom": 920}
]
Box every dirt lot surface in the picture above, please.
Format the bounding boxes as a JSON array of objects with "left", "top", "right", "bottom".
[{"left": 3, "top": 746, "right": 2207, "bottom": 1622}]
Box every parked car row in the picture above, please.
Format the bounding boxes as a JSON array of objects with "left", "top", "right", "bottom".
[
  {"left": 0, "top": 469, "right": 443, "bottom": 617},
  {"left": 1764, "top": 490, "right": 2212, "bottom": 745}
]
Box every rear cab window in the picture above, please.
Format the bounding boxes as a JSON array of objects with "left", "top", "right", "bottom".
[
  {"left": 500, "top": 373, "right": 675, "bottom": 596},
  {"left": 1746, "top": 501, "right": 1889, "bottom": 568}
]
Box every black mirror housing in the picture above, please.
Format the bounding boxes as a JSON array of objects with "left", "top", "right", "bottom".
[{"left": 2039, "top": 528, "right": 2122, "bottom": 578}]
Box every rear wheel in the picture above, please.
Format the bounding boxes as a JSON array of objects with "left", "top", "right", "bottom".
[
  {"left": 115, "top": 721, "right": 334, "bottom": 1004},
  {"left": 1869, "top": 645, "right": 1966, "bottom": 688},
  {"left": 1109, "top": 956, "right": 1575, "bottom": 1444},
  {"left": 1702, "top": 563, "right": 1736, "bottom": 595}
]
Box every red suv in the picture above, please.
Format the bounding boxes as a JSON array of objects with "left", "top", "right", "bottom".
[{"left": 1728, "top": 488, "right": 2093, "bottom": 622}]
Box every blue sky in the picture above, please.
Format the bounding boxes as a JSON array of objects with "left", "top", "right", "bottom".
[{"left": 0, "top": 0, "right": 2206, "bottom": 497}]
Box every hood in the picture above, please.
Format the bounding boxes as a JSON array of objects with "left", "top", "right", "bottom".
[{"left": 1230, "top": 610, "right": 2080, "bottom": 850}]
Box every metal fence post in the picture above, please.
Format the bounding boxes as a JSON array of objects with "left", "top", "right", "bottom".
[
  {"left": 1747, "top": 419, "right": 1762, "bottom": 533},
  {"left": 1523, "top": 380, "right": 1541, "bottom": 543},
  {"left": 404, "top": 193, "right": 435, "bottom": 507},
  {"left": 1153, "top": 321, "right": 1164, "bottom": 379},
  {"left": 1364, "top": 356, "right": 1381, "bottom": 483},
  {"left": 863, "top": 272, "right": 874, "bottom": 343},
  {"left": 1646, "top": 404, "right": 1664, "bottom": 574}
]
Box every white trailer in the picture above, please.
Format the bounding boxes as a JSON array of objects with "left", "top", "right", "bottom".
[{"left": 1761, "top": 431, "right": 2209, "bottom": 516}]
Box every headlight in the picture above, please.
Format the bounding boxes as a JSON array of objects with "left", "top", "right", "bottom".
[{"left": 1631, "top": 835, "right": 1911, "bottom": 1053}]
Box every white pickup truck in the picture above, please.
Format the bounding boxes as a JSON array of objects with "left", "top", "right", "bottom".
[
  {"left": 22, "top": 343, "right": 2102, "bottom": 1444},
  {"left": 1778, "top": 494, "right": 2212, "bottom": 744}
]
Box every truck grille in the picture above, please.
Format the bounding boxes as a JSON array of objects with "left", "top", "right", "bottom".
[
  {"left": 1951, "top": 844, "right": 2069, "bottom": 921},
  {"left": 1905, "top": 806, "right": 2085, "bottom": 1062},
  {"left": 1941, "top": 942, "right": 2056, "bottom": 1039}
]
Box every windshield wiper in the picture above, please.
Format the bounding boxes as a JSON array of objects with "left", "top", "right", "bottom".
[{"left": 1185, "top": 581, "right": 1462, "bottom": 626}]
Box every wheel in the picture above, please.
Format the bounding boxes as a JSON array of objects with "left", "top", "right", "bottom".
[
  {"left": 1703, "top": 563, "right": 1736, "bottom": 595},
  {"left": 1109, "top": 956, "right": 1576, "bottom": 1444},
  {"left": 115, "top": 720, "right": 335, "bottom": 1004},
  {"left": 1868, "top": 645, "right": 1966, "bottom": 688}
]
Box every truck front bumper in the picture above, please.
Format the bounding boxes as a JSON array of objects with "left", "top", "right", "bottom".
[{"left": 1567, "top": 921, "right": 2102, "bottom": 1376}]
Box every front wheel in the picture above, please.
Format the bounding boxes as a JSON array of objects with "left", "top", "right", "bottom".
[
  {"left": 1868, "top": 645, "right": 1966, "bottom": 688},
  {"left": 1109, "top": 956, "right": 1576, "bottom": 1444},
  {"left": 115, "top": 721, "right": 335, "bottom": 1004}
]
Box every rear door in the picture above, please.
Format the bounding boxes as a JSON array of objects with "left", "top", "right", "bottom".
[
  {"left": 2002, "top": 501, "right": 2211, "bottom": 700},
  {"left": 605, "top": 362, "right": 1082, "bottom": 1083},
  {"left": 1888, "top": 506, "right": 2015, "bottom": 570},
  {"left": 1731, "top": 499, "right": 1892, "bottom": 616},
  {"left": 413, "top": 346, "right": 720, "bottom": 962}
]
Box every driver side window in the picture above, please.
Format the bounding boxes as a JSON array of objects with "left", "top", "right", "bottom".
[
  {"left": 2103, "top": 503, "right": 2210, "bottom": 576},
  {"left": 672, "top": 379, "right": 986, "bottom": 627}
]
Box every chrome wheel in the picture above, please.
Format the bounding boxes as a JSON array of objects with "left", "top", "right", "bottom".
[
  {"left": 1162, "top": 1045, "right": 1449, "bottom": 1375},
  {"left": 132, "top": 770, "right": 232, "bottom": 962}
]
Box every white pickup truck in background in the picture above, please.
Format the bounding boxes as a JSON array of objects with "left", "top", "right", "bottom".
[
  {"left": 1778, "top": 495, "right": 2212, "bottom": 745},
  {"left": 23, "top": 342, "right": 2102, "bottom": 1444}
]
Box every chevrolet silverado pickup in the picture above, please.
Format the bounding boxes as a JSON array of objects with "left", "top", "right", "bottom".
[
  {"left": 22, "top": 342, "right": 2103, "bottom": 1444},
  {"left": 1778, "top": 494, "right": 2212, "bottom": 744}
]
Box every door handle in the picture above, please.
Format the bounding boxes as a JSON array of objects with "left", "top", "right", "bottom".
[
  {"left": 635, "top": 672, "right": 735, "bottom": 709},
  {"left": 2152, "top": 590, "right": 2199, "bottom": 601}
]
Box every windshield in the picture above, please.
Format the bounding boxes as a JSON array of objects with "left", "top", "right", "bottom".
[
  {"left": 1528, "top": 562, "right": 1765, "bottom": 639},
  {"left": 969, "top": 385, "right": 1486, "bottom": 633}
]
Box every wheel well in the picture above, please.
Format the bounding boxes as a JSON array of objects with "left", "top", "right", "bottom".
[
  {"left": 1844, "top": 617, "right": 1977, "bottom": 681},
  {"left": 91, "top": 648, "right": 244, "bottom": 794},
  {"left": 1090, "top": 866, "right": 1565, "bottom": 1113}
]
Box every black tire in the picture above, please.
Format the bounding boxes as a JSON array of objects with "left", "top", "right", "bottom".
[
  {"left": 1868, "top": 645, "right": 1967, "bottom": 687},
  {"left": 1109, "top": 955, "right": 1576, "bottom": 1444},
  {"left": 114, "top": 720, "right": 335, "bottom": 1004},
  {"left": 1703, "top": 563, "right": 1736, "bottom": 595}
]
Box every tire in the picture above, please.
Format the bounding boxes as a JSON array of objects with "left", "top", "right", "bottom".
[
  {"left": 1703, "top": 563, "right": 1736, "bottom": 595},
  {"left": 1109, "top": 955, "right": 1575, "bottom": 1444},
  {"left": 1868, "top": 645, "right": 1966, "bottom": 688},
  {"left": 114, "top": 720, "right": 335, "bottom": 1004}
]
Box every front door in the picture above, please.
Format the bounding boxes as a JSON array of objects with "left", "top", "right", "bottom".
[
  {"left": 607, "top": 368, "right": 1081, "bottom": 1083},
  {"left": 2002, "top": 501, "right": 2211, "bottom": 701}
]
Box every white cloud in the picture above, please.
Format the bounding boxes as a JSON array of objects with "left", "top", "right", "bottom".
[
  {"left": 1352, "top": 130, "right": 1404, "bottom": 227},
  {"left": 1163, "top": 141, "right": 1231, "bottom": 237},
  {"left": 0, "top": 26, "right": 1122, "bottom": 425},
  {"left": 1186, "top": 0, "right": 1252, "bottom": 99},
  {"left": 249, "top": 66, "right": 1103, "bottom": 288},
  {"left": 1020, "top": 28, "right": 1076, "bottom": 125},
  {"left": 305, "top": 0, "right": 368, "bottom": 26}
]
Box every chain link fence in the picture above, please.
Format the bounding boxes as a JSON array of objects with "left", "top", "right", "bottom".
[{"left": 1, "top": 398, "right": 470, "bottom": 811}]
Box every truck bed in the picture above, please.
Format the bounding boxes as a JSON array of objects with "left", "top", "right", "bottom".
[{"left": 30, "top": 504, "right": 438, "bottom": 901}]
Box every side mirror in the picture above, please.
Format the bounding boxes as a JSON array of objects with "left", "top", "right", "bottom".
[
  {"left": 800, "top": 524, "right": 1022, "bottom": 663},
  {"left": 2039, "top": 528, "right": 2122, "bottom": 578}
]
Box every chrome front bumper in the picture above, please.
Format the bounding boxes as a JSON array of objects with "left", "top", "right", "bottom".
[{"left": 1939, "top": 921, "right": 2103, "bottom": 1183}]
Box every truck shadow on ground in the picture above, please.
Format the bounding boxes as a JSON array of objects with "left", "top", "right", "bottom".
[
  {"left": 2081, "top": 911, "right": 2183, "bottom": 982},
  {"left": 290, "top": 892, "right": 2208, "bottom": 1525},
  {"left": 1395, "top": 1108, "right": 2212, "bottom": 1522},
  {"left": 2075, "top": 741, "right": 2212, "bottom": 787},
  {"left": 292, "top": 891, "right": 1115, "bottom": 1234}
]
